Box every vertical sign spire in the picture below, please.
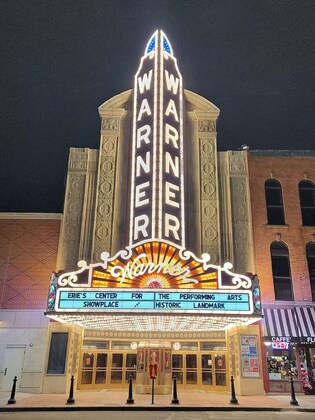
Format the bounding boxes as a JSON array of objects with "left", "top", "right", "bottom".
[{"left": 129, "top": 30, "right": 185, "bottom": 248}]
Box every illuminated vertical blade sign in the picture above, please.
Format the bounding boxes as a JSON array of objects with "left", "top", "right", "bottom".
[{"left": 130, "top": 30, "right": 185, "bottom": 248}]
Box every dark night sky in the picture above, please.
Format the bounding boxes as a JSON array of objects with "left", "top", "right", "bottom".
[{"left": 1, "top": 0, "right": 314, "bottom": 213}]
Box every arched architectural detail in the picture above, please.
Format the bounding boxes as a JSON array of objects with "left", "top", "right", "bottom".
[
  {"left": 265, "top": 179, "right": 285, "bottom": 225},
  {"left": 270, "top": 241, "right": 293, "bottom": 301},
  {"left": 299, "top": 179, "right": 315, "bottom": 226},
  {"left": 306, "top": 241, "right": 315, "bottom": 301}
]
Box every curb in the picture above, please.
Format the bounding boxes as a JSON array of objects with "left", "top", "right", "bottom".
[{"left": 0, "top": 406, "right": 315, "bottom": 412}]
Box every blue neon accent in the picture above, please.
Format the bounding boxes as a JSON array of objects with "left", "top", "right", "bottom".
[
  {"left": 163, "top": 37, "right": 171, "bottom": 54},
  {"left": 147, "top": 36, "right": 156, "bottom": 53}
]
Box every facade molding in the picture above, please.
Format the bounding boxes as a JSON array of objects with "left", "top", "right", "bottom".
[{"left": 0, "top": 213, "right": 62, "bottom": 220}]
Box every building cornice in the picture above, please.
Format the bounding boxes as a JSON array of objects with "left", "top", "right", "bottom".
[{"left": 0, "top": 212, "right": 62, "bottom": 220}]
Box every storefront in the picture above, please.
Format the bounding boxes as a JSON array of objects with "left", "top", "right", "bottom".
[{"left": 262, "top": 306, "right": 315, "bottom": 393}]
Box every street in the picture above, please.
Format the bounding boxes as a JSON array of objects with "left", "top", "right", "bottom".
[{"left": 0, "top": 411, "right": 314, "bottom": 420}]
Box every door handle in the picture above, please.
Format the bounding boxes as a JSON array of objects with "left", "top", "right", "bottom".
[{"left": 4, "top": 368, "right": 7, "bottom": 376}]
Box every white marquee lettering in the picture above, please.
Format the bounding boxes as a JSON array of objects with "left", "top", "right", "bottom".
[
  {"left": 134, "top": 215, "right": 149, "bottom": 240},
  {"left": 137, "top": 125, "right": 151, "bottom": 148},
  {"left": 165, "top": 123, "right": 179, "bottom": 148},
  {"left": 165, "top": 70, "right": 179, "bottom": 95},
  {"left": 165, "top": 152, "right": 179, "bottom": 177},
  {"left": 138, "top": 70, "right": 153, "bottom": 93},
  {"left": 165, "top": 181, "right": 179, "bottom": 208},
  {"left": 165, "top": 213, "right": 180, "bottom": 240},
  {"left": 136, "top": 152, "right": 150, "bottom": 176},
  {"left": 135, "top": 181, "right": 150, "bottom": 207},
  {"left": 165, "top": 99, "right": 179, "bottom": 122},
  {"left": 137, "top": 98, "right": 152, "bottom": 121}
]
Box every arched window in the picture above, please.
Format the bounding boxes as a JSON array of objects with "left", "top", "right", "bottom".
[
  {"left": 306, "top": 242, "right": 315, "bottom": 301},
  {"left": 270, "top": 241, "right": 293, "bottom": 301},
  {"left": 265, "top": 179, "right": 285, "bottom": 225},
  {"left": 299, "top": 180, "right": 315, "bottom": 226}
]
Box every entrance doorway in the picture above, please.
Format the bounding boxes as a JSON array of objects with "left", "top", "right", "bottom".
[
  {"left": 79, "top": 351, "right": 137, "bottom": 389},
  {"left": 172, "top": 352, "right": 228, "bottom": 390},
  {"left": 110, "top": 353, "right": 137, "bottom": 387},
  {"left": 200, "top": 353, "right": 227, "bottom": 389},
  {"left": 2, "top": 346, "right": 25, "bottom": 391},
  {"left": 78, "top": 339, "right": 228, "bottom": 391}
]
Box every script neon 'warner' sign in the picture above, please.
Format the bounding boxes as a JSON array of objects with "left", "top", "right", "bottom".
[{"left": 130, "top": 30, "right": 185, "bottom": 247}]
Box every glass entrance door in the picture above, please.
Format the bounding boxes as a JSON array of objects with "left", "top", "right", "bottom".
[
  {"left": 80, "top": 352, "right": 108, "bottom": 389},
  {"left": 110, "top": 353, "right": 137, "bottom": 387},
  {"left": 80, "top": 351, "right": 136, "bottom": 389},
  {"left": 186, "top": 354, "right": 197, "bottom": 385},
  {"left": 201, "top": 352, "right": 227, "bottom": 390},
  {"left": 125, "top": 353, "right": 137, "bottom": 381},
  {"left": 111, "top": 353, "right": 123, "bottom": 385},
  {"left": 172, "top": 354, "right": 183, "bottom": 384},
  {"left": 201, "top": 354, "right": 213, "bottom": 385},
  {"left": 172, "top": 354, "right": 198, "bottom": 387},
  {"left": 214, "top": 353, "right": 227, "bottom": 388},
  {"left": 95, "top": 353, "right": 107, "bottom": 385},
  {"left": 172, "top": 351, "right": 228, "bottom": 390}
]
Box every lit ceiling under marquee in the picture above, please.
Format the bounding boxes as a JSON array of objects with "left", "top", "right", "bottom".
[{"left": 48, "top": 313, "right": 261, "bottom": 332}]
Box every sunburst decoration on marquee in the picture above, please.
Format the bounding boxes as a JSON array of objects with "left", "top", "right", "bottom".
[
  {"left": 47, "top": 239, "right": 261, "bottom": 330},
  {"left": 56, "top": 239, "right": 252, "bottom": 291},
  {"left": 92, "top": 241, "right": 218, "bottom": 289}
]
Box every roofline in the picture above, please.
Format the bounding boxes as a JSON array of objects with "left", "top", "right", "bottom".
[{"left": 0, "top": 212, "right": 62, "bottom": 220}]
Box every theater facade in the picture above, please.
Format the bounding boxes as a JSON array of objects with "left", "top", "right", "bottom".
[{"left": 43, "top": 31, "right": 263, "bottom": 395}]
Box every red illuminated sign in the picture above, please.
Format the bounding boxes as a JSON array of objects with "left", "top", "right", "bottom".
[{"left": 271, "top": 341, "right": 289, "bottom": 350}]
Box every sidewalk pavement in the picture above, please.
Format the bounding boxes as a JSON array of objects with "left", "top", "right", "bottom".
[{"left": 0, "top": 389, "right": 315, "bottom": 412}]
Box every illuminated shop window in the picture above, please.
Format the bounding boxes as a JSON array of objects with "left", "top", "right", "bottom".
[
  {"left": 270, "top": 241, "right": 293, "bottom": 301},
  {"left": 265, "top": 343, "right": 297, "bottom": 381},
  {"left": 299, "top": 180, "right": 315, "bottom": 226},
  {"left": 265, "top": 179, "right": 285, "bottom": 225},
  {"left": 47, "top": 332, "right": 68, "bottom": 374},
  {"left": 306, "top": 242, "right": 315, "bottom": 301}
]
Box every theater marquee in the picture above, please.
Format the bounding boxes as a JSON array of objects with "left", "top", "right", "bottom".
[{"left": 47, "top": 239, "right": 261, "bottom": 319}]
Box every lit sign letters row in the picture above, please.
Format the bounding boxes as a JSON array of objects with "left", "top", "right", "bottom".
[
  {"left": 130, "top": 30, "right": 185, "bottom": 247},
  {"left": 56, "top": 288, "right": 252, "bottom": 314}
]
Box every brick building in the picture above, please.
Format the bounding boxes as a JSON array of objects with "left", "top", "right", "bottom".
[
  {"left": 248, "top": 150, "right": 315, "bottom": 393},
  {"left": 0, "top": 214, "right": 61, "bottom": 392}
]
